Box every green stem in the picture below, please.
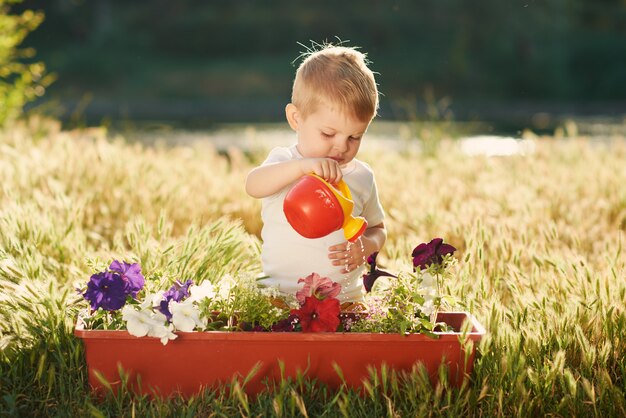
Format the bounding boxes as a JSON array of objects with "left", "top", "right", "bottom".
[{"left": 432, "top": 271, "right": 441, "bottom": 324}]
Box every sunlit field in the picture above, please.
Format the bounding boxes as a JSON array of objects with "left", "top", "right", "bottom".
[{"left": 1, "top": 118, "right": 625, "bottom": 416}]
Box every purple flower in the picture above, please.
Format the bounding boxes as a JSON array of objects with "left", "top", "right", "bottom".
[
  {"left": 271, "top": 314, "right": 299, "bottom": 332},
  {"left": 83, "top": 271, "right": 128, "bottom": 311},
  {"left": 158, "top": 279, "right": 194, "bottom": 320},
  {"left": 158, "top": 299, "right": 173, "bottom": 320},
  {"left": 109, "top": 260, "right": 145, "bottom": 297},
  {"left": 366, "top": 252, "right": 378, "bottom": 268},
  {"left": 363, "top": 252, "right": 397, "bottom": 293},
  {"left": 339, "top": 312, "right": 364, "bottom": 331},
  {"left": 411, "top": 238, "right": 456, "bottom": 271},
  {"left": 164, "top": 279, "right": 194, "bottom": 302}
]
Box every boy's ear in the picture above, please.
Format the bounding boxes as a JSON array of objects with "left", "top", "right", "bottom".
[{"left": 285, "top": 103, "right": 299, "bottom": 131}]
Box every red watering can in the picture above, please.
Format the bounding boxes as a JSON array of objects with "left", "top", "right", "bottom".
[{"left": 283, "top": 173, "right": 368, "bottom": 242}]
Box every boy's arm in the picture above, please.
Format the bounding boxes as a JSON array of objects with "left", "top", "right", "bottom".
[
  {"left": 360, "top": 223, "right": 387, "bottom": 259},
  {"left": 245, "top": 158, "right": 343, "bottom": 199}
]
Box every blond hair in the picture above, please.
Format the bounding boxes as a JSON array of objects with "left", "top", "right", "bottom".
[{"left": 291, "top": 45, "right": 379, "bottom": 122}]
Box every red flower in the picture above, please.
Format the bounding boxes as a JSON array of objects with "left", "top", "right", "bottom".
[{"left": 291, "top": 296, "right": 340, "bottom": 332}]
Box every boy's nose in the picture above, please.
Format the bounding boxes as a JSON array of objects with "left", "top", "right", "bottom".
[{"left": 333, "top": 138, "right": 349, "bottom": 153}]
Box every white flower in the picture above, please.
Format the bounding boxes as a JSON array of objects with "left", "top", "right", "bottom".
[
  {"left": 420, "top": 298, "right": 436, "bottom": 316},
  {"left": 122, "top": 305, "right": 152, "bottom": 337},
  {"left": 122, "top": 305, "right": 169, "bottom": 339},
  {"left": 147, "top": 319, "right": 178, "bottom": 345},
  {"left": 259, "top": 285, "right": 281, "bottom": 298},
  {"left": 419, "top": 272, "right": 437, "bottom": 290},
  {"left": 217, "top": 274, "right": 236, "bottom": 299},
  {"left": 140, "top": 292, "right": 163, "bottom": 310},
  {"left": 170, "top": 299, "right": 206, "bottom": 332},
  {"left": 187, "top": 280, "right": 216, "bottom": 303}
]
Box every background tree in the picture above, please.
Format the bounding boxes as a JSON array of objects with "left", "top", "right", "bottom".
[{"left": 0, "top": 0, "right": 53, "bottom": 126}]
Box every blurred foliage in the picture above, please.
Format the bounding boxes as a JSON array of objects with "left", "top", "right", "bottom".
[
  {"left": 12, "top": 0, "right": 626, "bottom": 122},
  {"left": 0, "top": 0, "right": 53, "bottom": 126}
]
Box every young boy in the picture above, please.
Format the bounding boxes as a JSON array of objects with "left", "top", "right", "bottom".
[{"left": 245, "top": 44, "right": 386, "bottom": 302}]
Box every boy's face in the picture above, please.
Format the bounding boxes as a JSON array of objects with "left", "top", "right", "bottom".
[{"left": 286, "top": 100, "right": 370, "bottom": 167}]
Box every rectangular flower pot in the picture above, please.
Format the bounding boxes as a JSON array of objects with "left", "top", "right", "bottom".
[{"left": 74, "top": 311, "right": 485, "bottom": 397}]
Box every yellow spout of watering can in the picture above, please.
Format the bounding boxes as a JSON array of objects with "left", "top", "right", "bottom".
[{"left": 309, "top": 174, "right": 368, "bottom": 242}]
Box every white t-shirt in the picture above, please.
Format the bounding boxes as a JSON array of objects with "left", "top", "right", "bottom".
[{"left": 259, "top": 144, "right": 385, "bottom": 302}]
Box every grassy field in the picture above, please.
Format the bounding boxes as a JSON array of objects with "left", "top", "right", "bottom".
[{"left": 1, "top": 117, "right": 625, "bottom": 417}]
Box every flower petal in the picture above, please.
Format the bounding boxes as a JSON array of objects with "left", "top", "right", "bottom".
[
  {"left": 363, "top": 268, "right": 397, "bottom": 292},
  {"left": 294, "top": 296, "right": 340, "bottom": 332}
]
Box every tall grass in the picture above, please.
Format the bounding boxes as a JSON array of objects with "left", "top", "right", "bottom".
[{"left": 1, "top": 117, "right": 625, "bottom": 416}]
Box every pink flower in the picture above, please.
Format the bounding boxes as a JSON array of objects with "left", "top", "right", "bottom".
[
  {"left": 291, "top": 296, "right": 340, "bottom": 332},
  {"left": 295, "top": 273, "right": 341, "bottom": 304}
]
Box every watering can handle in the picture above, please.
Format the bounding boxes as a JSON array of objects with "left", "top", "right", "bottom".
[{"left": 309, "top": 173, "right": 353, "bottom": 201}]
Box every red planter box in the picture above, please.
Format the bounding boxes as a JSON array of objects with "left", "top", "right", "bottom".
[{"left": 74, "top": 312, "right": 485, "bottom": 397}]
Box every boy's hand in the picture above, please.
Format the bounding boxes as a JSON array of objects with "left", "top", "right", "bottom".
[
  {"left": 328, "top": 239, "right": 366, "bottom": 273},
  {"left": 301, "top": 158, "right": 343, "bottom": 185}
]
